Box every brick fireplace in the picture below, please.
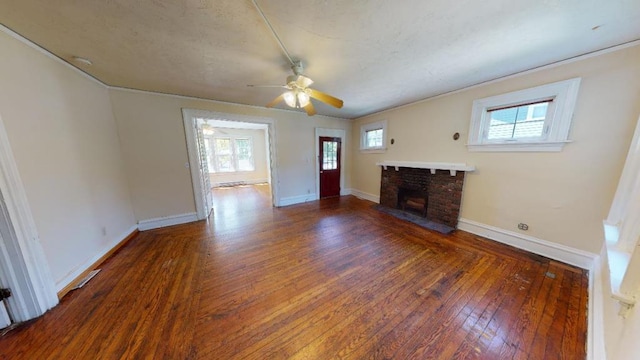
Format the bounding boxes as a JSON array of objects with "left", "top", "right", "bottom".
[{"left": 378, "top": 161, "right": 474, "bottom": 229}]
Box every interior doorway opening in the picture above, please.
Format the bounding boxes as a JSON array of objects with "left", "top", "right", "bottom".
[{"left": 183, "top": 109, "right": 278, "bottom": 220}]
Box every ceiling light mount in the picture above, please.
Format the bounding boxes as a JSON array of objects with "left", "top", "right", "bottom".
[{"left": 72, "top": 56, "right": 92, "bottom": 66}]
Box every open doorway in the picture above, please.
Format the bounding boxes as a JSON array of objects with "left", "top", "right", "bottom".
[{"left": 182, "top": 109, "right": 279, "bottom": 220}]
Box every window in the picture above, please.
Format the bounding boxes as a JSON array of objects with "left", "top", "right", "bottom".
[
  {"left": 214, "top": 138, "right": 234, "bottom": 172},
  {"left": 366, "top": 129, "right": 383, "bottom": 148},
  {"left": 323, "top": 141, "right": 338, "bottom": 170},
  {"left": 467, "top": 78, "right": 581, "bottom": 152},
  {"left": 206, "top": 136, "right": 254, "bottom": 172},
  {"left": 235, "top": 138, "right": 254, "bottom": 171},
  {"left": 360, "top": 120, "right": 387, "bottom": 152}
]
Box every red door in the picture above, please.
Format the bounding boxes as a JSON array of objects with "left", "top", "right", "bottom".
[{"left": 319, "top": 136, "right": 341, "bottom": 198}]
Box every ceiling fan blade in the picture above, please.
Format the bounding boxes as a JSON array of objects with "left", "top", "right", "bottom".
[
  {"left": 266, "top": 93, "right": 285, "bottom": 108},
  {"left": 296, "top": 75, "right": 314, "bottom": 89},
  {"left": 286, "top": 75, "right": 314, "bottom": 89},
  {"left": 307, "top": 88, "right": 344, "bottom": 109},
  {"left": 303, "top": 102, "right": 316, "bottom": 116}
]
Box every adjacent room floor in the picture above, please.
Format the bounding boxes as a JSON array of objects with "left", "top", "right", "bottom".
[{"left": 0, "top": 184, "right": 588, "bottom": 359}]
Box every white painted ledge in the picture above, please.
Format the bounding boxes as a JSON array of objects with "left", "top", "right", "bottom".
[
  {"left": 376, "top": 161, "right": 475, "bottom": 176},
  {"left": 603, "top": 221, "right": 636, "bottom": 308}
]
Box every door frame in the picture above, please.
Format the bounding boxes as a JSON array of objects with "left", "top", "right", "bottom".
[
  {"left": 182, "top": 109, "right": 280, "bottom": 217},
  {"left": 315, "top": 128, "right": 346, "bottom": 200},
  {"left": 183, "top": 117, "right": 213, "bottom": 219},
  {"left": 0, "top": 114, "right": 58, "bottom": 323}
]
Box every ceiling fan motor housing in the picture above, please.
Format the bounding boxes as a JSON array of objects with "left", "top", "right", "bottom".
[{"left": 291, "top": 61, "right": 304, "bottom": 76}]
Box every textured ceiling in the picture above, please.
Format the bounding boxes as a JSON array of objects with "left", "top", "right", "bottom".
[{"left": 1, "top": 0, "right": 639, "bottom": 118}]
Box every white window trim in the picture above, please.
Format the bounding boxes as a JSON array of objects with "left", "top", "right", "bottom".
[
  {"left": 360, "top": 120, "right": 388, "bottom": 153},
  {"left": 467, "top": 78, "right": 581, "bottom": 152}
]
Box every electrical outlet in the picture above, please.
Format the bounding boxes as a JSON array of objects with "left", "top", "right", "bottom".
[
  {"left": 518, "top": 223, "right": 529, "bottom": 231},
  {"left": 101, "top": 226, "right": 107, "bottom": 236}
]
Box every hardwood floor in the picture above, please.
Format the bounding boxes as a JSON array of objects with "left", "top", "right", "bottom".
[{"left": 0, "top": 184, "right": 588, "bottom": 359}]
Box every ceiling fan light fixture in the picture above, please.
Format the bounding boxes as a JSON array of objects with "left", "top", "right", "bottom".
[
  {"left": 297, "top": 91, "right": 310, "bottom": 107},
  {"left": 282, "top": 89, "right": 311, "bottom": 108},
  {"left": 283, "top": 91, "right": 296, "bottom": 107}
]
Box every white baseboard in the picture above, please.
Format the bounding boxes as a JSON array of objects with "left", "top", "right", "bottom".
[
  {"left": 279, "top": 193, "right": 317, "bottom": 207},
  {"left": 212, "top": 179, "right": 269, "bottom": 187},
  {"left": 457, "top": 218, "right": 597, "bottom": 269},
  {"left": 341, "top": 188, "right": 352, "bottom": 196},
  {"left": 138, "top": 212, "right": 198, "bottom": 231},
  {"left": 350, "top": 189, "right": 380, "bottom": 203},
  {"left": 55, "top": 224, "right": 138, "bottom": 291}
]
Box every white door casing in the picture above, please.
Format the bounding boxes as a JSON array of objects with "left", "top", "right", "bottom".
[
  {"left": 0, "top": 300, "right": 10, "bottom": 329},
  {"left": 0, "top": 114, "right": 58, "bottom": 323},
  {"left": 195, "top": 122, "right": 213, "bottom": 218},
  {"left": 0, "top": 230, "right": 11, "bottom": 329},
  {"left": 183, "top": 112, "right": 212, "bottom": 220}
]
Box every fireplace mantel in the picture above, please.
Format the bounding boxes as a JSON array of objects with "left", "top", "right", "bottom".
[{"left": 376, "top": 161, "right": 475, "bottom": 176}]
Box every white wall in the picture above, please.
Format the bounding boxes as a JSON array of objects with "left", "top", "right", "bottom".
[
  {"left": 351, "top": 44, "right": 640, "bottom": 255},
  {"left": 207, "top": 128, "right": 269, "bottom": 186},
  {"left": 108, "top": 88, "right": 352, "bottom": 221},
  {"left": 0, "top": 30, "right": 136, "bottom": 289}
]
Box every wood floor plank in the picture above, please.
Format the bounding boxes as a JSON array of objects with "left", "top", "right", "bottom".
[
  {"left": 395, "top": 256, "right": 502, "bottom": 359},
  {"left": 544, "top": 269, "right": 574, "bottom": 359},
  {"left": 528, "top": 266, "right": 567, "bottom": 360},
  {"left": 449, "top": 257, "right": 522, "bottom": 359},
  {"left": 286, "top": 247, "right": 475, "bottom": 360},
  {"left": 472, "top": 261, "right": 544, "bottom": 359},
  {"left": 428, "top": 256, "right": 519, "bottom": 359},
  {"left": 0, "top": 185, "right": 588, "bottom": 359},
  {"left": 496, "top": 261, "right": 549, "bottom": 360}
]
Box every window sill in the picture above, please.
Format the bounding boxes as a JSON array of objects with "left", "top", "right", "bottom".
[
  {"left": 209, "top": 170, "right": 256, "bottom": 174},
  {"left": 467, "top": 140, "right": 572, "bottom": 152},
  {"left": 603, "top": 222, "right": 637, "bottom": 311},
  {"left": 360, "top": 147, "right": 387, "bottom": 154}
]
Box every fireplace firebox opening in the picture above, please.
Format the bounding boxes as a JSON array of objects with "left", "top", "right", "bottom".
[{"left": 397, "top": 187, "right": 428, "bottom": 217}]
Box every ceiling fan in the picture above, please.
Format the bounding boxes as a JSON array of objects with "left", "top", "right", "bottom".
[{"left": 250, "top": 0, "right": 344, "bottom": 116}]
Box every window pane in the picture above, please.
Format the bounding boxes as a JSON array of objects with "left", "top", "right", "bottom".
[
  {"left": 366, "top": 129, "right": 383, "bottom": 147},
  {"left": 532, "top": 104, "right": 547, "bottom": 118},
  {"left": 235, "top": 138, "right": 254, "bottom": 171},
  {"left": 487, "top": 102, "right": 549, "bottom": 140},
  {"left": 212, "top": 138, "right": 234, "bottom": 172},
  {"left": 215, "top": 138, "right": 232, "bottom": 154},
  {"left": 216, "top": 154, "right": 234, "bottom": 172},
  {"left": 323, "top": 141, "right": 338, "bottom": 170}
]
